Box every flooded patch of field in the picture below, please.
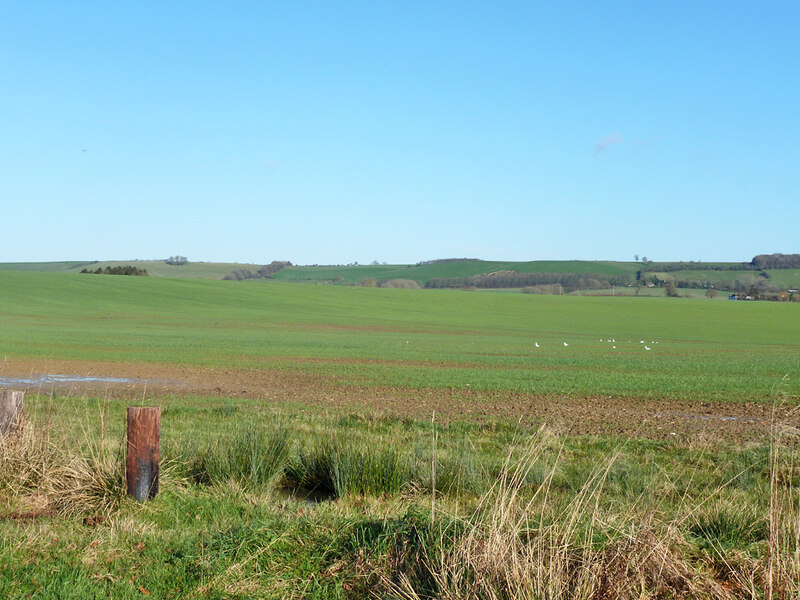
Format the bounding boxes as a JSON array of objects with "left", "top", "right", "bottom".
[{"left": 0, "top": 374, "right": 136, "bottom": 387}]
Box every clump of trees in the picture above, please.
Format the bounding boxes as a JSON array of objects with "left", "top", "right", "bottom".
[
  {"left": 639, "top": 261, "right": 752, "bottom": 273},
  {"left": 750, "top": 253, "right": 800, "bottom": 269},
  {"left": 222, "top": 261, "right": 292, "bottom": 281},
  {"left": 415, "top": 258, "right": 481, "bottom": 266},
  {"left": 664, "top": 282, "right": 680, "bottom": 297},
  {"left": 222, "top": 270, "right": 257, "bottom": 281},
  {"left": 80, "top": 266, "right": 148, "bottom": 276},
  {"left": 257, "top": 261, "right": 292, "bottom": 277},
  {"left": 166, "top": 256, "right": 188, "bottom": 266}
]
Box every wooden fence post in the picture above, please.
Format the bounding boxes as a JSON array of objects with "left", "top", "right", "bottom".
[
  {"left": 0, "top": 390, "right": 24, "bottom": 435},
  {"left": 126, "top": 406, "right": 161, "bottom": 501}
]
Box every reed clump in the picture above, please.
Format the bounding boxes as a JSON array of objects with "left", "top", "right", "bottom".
[
  {"left": 287, "top": 435, "right": 411, "bottom": 498},
  {"left": 188, "top": 423, "right": 293, "bottom": 491}
]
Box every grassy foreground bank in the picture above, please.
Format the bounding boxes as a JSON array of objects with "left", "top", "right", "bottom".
[{"left": 1, "top": 394, "right": 799, "bottom": 599}]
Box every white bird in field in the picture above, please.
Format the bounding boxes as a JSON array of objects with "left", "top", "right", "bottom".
[
  {"left": 612, "top": 346, "right": 616, "bottom": 348},
  {"left": 644, "top": 346, "right": 651, "bottom": 350},
  {"left": 535, "top": 342, "right": 540, "bottom": 348},
  {"left": 640, "top": 340, "right": 645, "bottom": 343},
  {"left": 563, "top": 342, "right": 569, "bottom": 347}
]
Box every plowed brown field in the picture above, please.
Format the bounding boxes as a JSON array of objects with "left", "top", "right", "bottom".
[{"left": 2, "top": 357, "right": 795, "bottom": 442}]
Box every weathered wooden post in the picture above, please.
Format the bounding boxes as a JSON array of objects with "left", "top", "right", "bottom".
[
  {"left": 126, "top": 406, "right": 161, "bottom": 501},
  {"left": 0, "top": 390, "right": 24, "bottom": 435}
]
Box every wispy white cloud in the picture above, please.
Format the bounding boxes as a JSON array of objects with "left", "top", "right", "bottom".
[{"left": 594, "top": 132, "right": 623, "bottom": 157}]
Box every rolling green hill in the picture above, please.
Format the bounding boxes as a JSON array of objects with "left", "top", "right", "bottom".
[
  {"left": 4, "top": 259, "right": 800, "bottom": 290},
  {"left": 0, "top": 260, "right": 261, "bottom": 279},
  {"left": 72, "top": 260, "right": 257, "bottom": 279},
  {"left": 273, "top": 260, "right": 641, "bottom": 285},
  {"left": 0, "top": 261, "right": 90, "bottom": 272},
  {"left": 0, "top": 258, "right": 642, "bottom": 284}
]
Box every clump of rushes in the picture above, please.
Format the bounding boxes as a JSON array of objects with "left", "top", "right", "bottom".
[
  {"left": 427, "top": 441, "right": 489, "bottom": 496},
  {"left": 196, "top": 423, "right": 293, "bottom": 491},
  {"left": 287, "top": 435, "right": 412, "bottom": 498}
]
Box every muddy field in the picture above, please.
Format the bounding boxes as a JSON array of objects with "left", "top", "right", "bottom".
[{"left": 3, "top": 357, "right": 796, "bottom": 442}]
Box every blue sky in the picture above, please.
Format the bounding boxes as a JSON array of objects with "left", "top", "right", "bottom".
[{"left": 2, "top": 1, "right": 798, "bottom": 264}]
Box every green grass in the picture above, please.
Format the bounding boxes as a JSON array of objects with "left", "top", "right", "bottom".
[
  {"left": 2, "top": 395, "right": 798, "bottom": 598},
  {"left": 1, "top": 270, "right": 799, "bottom": 402}
]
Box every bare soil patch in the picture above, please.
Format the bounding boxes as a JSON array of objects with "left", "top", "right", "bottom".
[{"left": 1, "top": 357, "right": 795, "bottom": 442}]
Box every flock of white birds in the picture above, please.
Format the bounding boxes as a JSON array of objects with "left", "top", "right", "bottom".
[{"left": 531, "top": 339, "right": 661, "bottom": 351}]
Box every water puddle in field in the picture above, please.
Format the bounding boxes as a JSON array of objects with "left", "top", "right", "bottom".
[
  {"left": 0, "top": 374, "right": 136, "bottom": 388},
  {"left": 276, "top": 485, "right": 336, "bottom": 505}
]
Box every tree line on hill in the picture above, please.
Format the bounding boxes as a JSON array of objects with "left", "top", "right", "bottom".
[
  {"left": 80, "top": 266, "right": 149, "bottom": 276},
  {"left": 750, "top": 253, "right": 800, "bottom": 269},
  {"left": 637, "top": 271, "right": 793, "bottom": 295},
  {"left": 415, "top": 258, "right": 481, "bottom": 266},
  {"left": 637, "top": 253, "right": 800, "bottom": 274},
  {"left": 222, "top": 261, "right": 292, "bottom": 281},
  {"left": 425, "top": 271, "right": 633, "bottom": 292}
]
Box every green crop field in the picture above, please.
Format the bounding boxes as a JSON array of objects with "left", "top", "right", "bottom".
[{"left": 1, "top": 271, "right": 798, "bottom": 402}]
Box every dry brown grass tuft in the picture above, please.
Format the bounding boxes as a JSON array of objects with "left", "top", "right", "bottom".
[
  {"left": 387, "top": 429, "right": 780, "bottom": 600},
  {"left": 0, "top": 417, "right": 59, "bottom": 500},
  {"left": 1, "top": 413, "right": 146, "bottom": 517}
]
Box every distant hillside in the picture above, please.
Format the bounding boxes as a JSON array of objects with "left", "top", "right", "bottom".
[
  {"left": 0, "top": 260, "right": 259, "bottom": 279},
  {"left": 273, "top": 260, "right": 641, "bottom": 285},
  {"left": 3, "top": 258, "right": 799, "bottom": 290},
  {"left": 0, "top": 261, "right": 90, "bottom": 272}
]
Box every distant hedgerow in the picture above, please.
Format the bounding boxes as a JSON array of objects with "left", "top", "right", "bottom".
[{"left": 80, "top": 266, "right": 148, "bottom": 276}]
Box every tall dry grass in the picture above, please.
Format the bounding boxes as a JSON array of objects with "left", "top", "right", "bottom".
[
  {"left": 388, "top": 426, "right": 800, "bottom": 600},
  {"left": 1, "top": 410, "right": 128, "bottom": 516}
]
